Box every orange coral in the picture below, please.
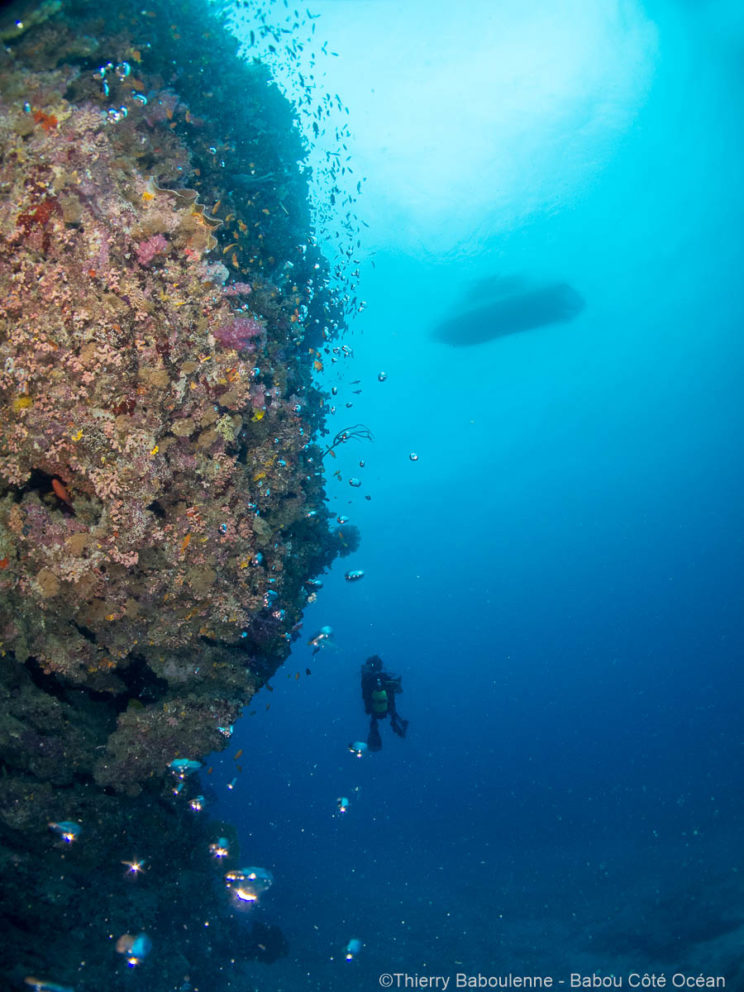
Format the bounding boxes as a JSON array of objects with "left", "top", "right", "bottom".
[{"left": 33, "top": 109, "right": 58, "bottom": 132}]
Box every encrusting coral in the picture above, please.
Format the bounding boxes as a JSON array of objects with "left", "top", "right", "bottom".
[
  {"left": 0, "top": 4, "right": 338, "bottom": 791},
  {"left": 0, "top": 0, "right": 350, "bottom": 986}
]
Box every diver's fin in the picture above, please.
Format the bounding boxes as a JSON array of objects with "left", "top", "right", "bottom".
[{"left": 367, "top": 719, "right": 382, "bottom": 752}]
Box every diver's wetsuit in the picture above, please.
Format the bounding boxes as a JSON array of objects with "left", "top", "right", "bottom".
[{"left": 360, "top": 655, "right": 409, "bottom": 751}]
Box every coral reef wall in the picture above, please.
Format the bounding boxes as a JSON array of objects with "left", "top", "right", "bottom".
[{"left": 0, "top": 1, "right": 345, "bottom": 986}]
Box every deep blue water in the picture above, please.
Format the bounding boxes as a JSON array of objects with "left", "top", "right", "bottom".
[{"left": 209, "top": 1, "right": 744, "bottom": 987}]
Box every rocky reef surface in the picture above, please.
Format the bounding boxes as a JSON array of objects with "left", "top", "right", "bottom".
[{"left": 0, "top": 0, "right": 348, "bottom": 986}]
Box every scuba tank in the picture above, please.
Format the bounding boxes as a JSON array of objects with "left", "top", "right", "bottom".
[{"left": 370, "top": 678, "right": 388, "bottom": 716}]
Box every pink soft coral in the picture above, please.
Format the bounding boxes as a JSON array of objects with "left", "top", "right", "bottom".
[
  {"left": 136, "top": 234, "right": 168, "bottom": 266},
  {"left": 251, "top": 383, "right": 266, "bottom": 410},
  {"left": 223, "top": 282, "right": 252, "bottom": 297},
  {"left": 213, "top": 316, "right": 264, "bottom": 351}
]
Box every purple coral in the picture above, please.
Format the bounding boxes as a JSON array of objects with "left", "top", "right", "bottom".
[
  {"left": 223, "top": 282, "right": 253, "bottom": 297},
  {"left": 213, "top": 316, "right": 264, "bottom": 352},
  {"left": 136, "top": 234, "right": 168, "bottom": 266}
]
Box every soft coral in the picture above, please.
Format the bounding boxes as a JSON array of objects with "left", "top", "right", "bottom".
[{"left": 213, "top": 316, "right": 264, "bottom": 351}]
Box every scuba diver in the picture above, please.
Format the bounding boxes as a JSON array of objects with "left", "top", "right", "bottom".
[{"left": 360, "top": 655, "right": 409, "bottom": 752}]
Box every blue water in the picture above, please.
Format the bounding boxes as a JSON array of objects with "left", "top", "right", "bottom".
[{"left": 210, "top": 1, "right": 744, "bottom": 987}]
